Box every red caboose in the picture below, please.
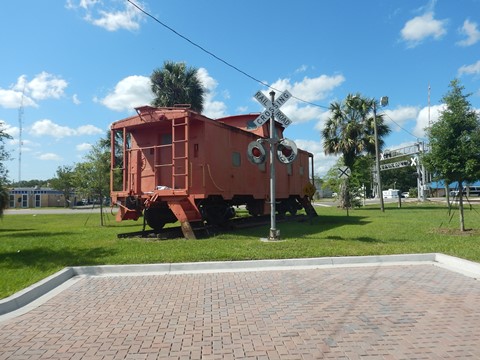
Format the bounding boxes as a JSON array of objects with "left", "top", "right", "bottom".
[{"left": 110, "top": 106, "right": 315, "bottom": 238}]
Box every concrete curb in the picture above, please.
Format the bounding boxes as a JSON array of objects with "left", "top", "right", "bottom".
[{"left": 1, "top": 253, "right": 479, "bottom": 318}]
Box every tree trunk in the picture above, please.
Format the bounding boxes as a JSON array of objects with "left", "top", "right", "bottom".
[
  {"left": 445, "top": 183, "right": 451, "bottom": 210},
  {"left": 340, "top": 179, "right": 350, "bottom": 209},
  {"left": 459, "top": 181, "right": 465, "bottom": 232},
  {"left": 100, "top": 192, "right": 105, "bottom": 227}
]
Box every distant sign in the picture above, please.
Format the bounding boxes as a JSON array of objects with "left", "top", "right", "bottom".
[
  {"left": 337, "top": 166, "right": 351, "bottom": 179},
  {"left": 253, "top": 90, "right": 292, "bottom": 127}
]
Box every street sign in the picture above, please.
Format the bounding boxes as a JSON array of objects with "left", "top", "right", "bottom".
[
  {"left": 337, "top": 166, "right": 351, "bottom": 179},
  {"left": 253, "top": 90, "right": 292, "bottom": 127}
]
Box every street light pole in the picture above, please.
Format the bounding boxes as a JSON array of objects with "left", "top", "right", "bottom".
[{"left": 373, "top": 97, "right": 388, "bottom": 212}]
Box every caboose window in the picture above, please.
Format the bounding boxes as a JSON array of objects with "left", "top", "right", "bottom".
[
  {"left": 232, "top": 152, "right": 241, "bottom": 167},
  {"left": 161, "top": 134, "right": 172, "bottom": 145}
]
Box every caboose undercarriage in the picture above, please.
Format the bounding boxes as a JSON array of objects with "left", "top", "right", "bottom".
[{"left": 116, "top": 192, "right": 306, "bottom": 239}]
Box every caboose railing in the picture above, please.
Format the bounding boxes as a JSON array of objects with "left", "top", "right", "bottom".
[{"left": 121, "top": 115, "right": 190, "bottom": 193}]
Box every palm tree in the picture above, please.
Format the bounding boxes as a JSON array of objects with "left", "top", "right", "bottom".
[
  {"left": 150, "top": 61, "right": 205, "bottom": 113},
  {"left": 322, "top": 93, "right": 391, "bottom": 207}
]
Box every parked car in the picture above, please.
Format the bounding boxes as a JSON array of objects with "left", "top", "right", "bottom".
[{"left": 401, "top": 192, "right": 409, "bottom": 198}]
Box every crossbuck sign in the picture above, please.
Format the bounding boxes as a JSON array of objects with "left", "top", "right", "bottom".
[
  {"left": 253, "top": 90, "right": 292, "bottom": 127},
  {"left": 337, "top": 166, "right": 351, "bottom": 179}
]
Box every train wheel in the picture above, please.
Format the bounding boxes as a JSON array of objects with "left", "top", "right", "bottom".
[
  {"left": 144, "top": 208, "right": 165, "bottom": 231},
  {"left": 288, "top": 198, "right": 301, "bottom": 216},
  {"left": 246, "top": 200, "right": 264, "bottom": 216},
  {"left": 276, "top": 201, "right": 288, "bottom": 216},
  {"left": 202, "top": 203, "right": 235, "bottom": 225}
]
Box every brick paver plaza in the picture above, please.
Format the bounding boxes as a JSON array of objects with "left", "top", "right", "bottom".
[{"left": 1, "top": 264, "right": 480, "bottom": 359}]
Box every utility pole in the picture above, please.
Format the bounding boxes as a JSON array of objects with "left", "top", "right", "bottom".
[
  {"left": 372, "top": 96, "right": 389, "bottom": 212},
  {"left": 373, "top": 101, "right": 384, "bottom": 212},
  {"left": 18, "top": 86, "right": 26, "bottom": 183}
]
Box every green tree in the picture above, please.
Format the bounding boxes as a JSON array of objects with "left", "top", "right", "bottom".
[
  {"left": 381, "top": 165, "right": 418, "bottom": 193},
  {"left": 74, "top": 142, "right": 111, "bottom": 225},
  {"left": 10, "top": 179, "right": 49, "bottom": 188},
  {"left": 322, "top": 93, "right": 390, "bottom": 208},
  {"left": 423, "top": 79, "right": 480, "bottom": 231},
  {"left": 323, "top": 156, "right": 375, "bottom": 208},
  {"left": 50, "top": 165, "right": 75, "bottom": 208},
  {"left": 0, "top": 125, "right": 12, "bottom": 216},
  {"left": 151, "top": 61, "right": 205, "bottom": 113}
]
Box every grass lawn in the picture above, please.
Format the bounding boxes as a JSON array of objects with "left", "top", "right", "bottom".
[{"left": 1, "top": 201, "right": 480, "bottom": 299}]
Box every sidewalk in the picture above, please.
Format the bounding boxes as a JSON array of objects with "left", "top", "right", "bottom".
[{"left": 1, "top": 254, "right": 480, "bottom": 359}]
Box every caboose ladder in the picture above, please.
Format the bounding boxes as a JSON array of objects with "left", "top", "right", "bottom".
[{"left": 171, "top": 116, "right": 189, "bottom": 189}]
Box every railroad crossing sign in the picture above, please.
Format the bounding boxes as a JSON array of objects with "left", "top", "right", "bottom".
[
  {"left": 337, "top": 166, "right": 351, "bottom": 179},
  {"left": 253, "top": 90, "right": 292, "bottom": 127},
  {"left": 410, "top": 156, "right": 418, "bottom": 166}
]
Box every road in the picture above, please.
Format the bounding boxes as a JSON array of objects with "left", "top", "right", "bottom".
[{"left": 4, "top": 206, "right": 115, "bottom": 215}]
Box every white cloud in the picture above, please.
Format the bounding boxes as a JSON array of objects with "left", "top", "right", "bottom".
[
  {"left": 294, "top": 65, "right": 309, "bottom": 74},
  {"left": 294, "top": 139, "right": 338, "bottom": 177},
  {"left": 413, "top": 104, "right": 444, "bottom": 138},
  {"left": 400, "top": 12, "right": 447, "bottom": 47},
  {"left": 29, "top": 119, "right": 103, "bottom": 139},
  {"left": 9, "top": 139, "right": 36, "bottom": 151},
  {"left": 262, "top": 74, "right": 343, "bottom": 125},
  {"left": 72, "top": 94, "right": 81, "bottom": 105},
  {"left": 197, "top": 67, "right": 227, "bottom": 118},
  {"left": 457, "top": 19, "right": 480, "bottom": 47},
  {"left": 271, "top": 74, "right": 345, "bottom": 103},
  {"left": 100, "top": 75, "right": 154, "bottom": 112},
  {"left": 204, "top": 100, "right": 228, "bottom": 119},
  {"left": 314, "top": 111, "right": 334, "bottom": 132},
  {"left": 77, "top": 124, "right": 104, "bottom": 136},
  {"left": 458, "top": 60, "right": 480, "bottom": 76},
  {"left": 0, "top": 72, "right": 67, "bottom": 109},
  {"left": 22, "top": 72, "right": 68, "bottom": 100},
  {"left": 76, "top": 142, "right": 92, "bottom": 151},
  {"left": 197, "top": 67, "right": 217, "bottom": 92},
  {"left": 30, "top": 120, "right": 76, "bottom": 138},
  {"left": 384, "top": 106, "right": 420, "bottom": 131},
  {"left": 0, "top": 88, "right": 37, "bottom": 109},
  {"left": 36, "top": 153, "right": 62, "bottom": 161},
  {"left": 66, "top": 0, "right": 146, "bottom": 32}
]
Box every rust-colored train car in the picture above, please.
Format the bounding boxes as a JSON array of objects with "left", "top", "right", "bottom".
[{"left": 110, "top": 106, "right": 315, "bottom": 238}]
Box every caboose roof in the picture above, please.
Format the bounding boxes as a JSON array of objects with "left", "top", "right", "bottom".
[{"left": 110, "top": 106, "right": 284, "bottom": 139}]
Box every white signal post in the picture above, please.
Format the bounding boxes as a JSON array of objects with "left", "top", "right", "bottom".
[
  {"left": 253, "top": 90, "right": 292, "bottom": 241},
  {"left": 269, "top": 91, "right": 279, "bottom": 241}
]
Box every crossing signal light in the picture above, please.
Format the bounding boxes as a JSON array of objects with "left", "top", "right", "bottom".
[
  {"left": 276, "top": 138, "right": 298, "bottom": 164},
  {"left": 247, "top": 141, "right": 266, "bottom": 165}
]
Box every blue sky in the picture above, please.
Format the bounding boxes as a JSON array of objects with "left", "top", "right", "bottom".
[{"left": 1, "top": 0, "right": 480, "bottom": 181}]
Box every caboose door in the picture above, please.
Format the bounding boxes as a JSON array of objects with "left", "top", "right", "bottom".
[{"left": 127, "top": 149, "right": 142, "bottom": 195}]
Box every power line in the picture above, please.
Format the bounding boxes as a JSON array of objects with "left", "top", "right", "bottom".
[
  {"left": 383, "top": 112, "right": 418, "bottom": 140},
  {"left": 126, "top": 0, "right": 329, "bottom": 110},
  {"left": 124, "top": 1, "right": 422, "bottom": 141}
]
